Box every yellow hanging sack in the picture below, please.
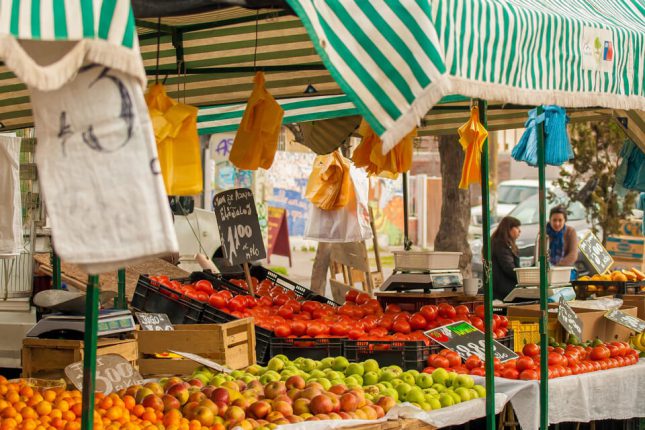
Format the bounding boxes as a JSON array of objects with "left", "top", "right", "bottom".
[
  {"left": 229, "top": 71, "right": 284, "bottom": 170},
  {"left": 145, "top": 83, "right": 202, "bottom": 196},
  {"left": 305, "top": 150, "right": 352, "bottom": 210},
  {"left": 353, "top": 119, "right": 416, "bottom": 178},
  {"left": 458, "top": 106, "right": 488, "bottom": 189}
]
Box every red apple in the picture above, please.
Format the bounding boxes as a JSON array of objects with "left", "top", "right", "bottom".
[{"left": 310, "top": 395, "right": 333, "bottom": 415}]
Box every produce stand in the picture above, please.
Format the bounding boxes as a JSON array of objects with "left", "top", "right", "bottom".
[{"left": 374, "top": 292, "right": 483, "bottom": 313}]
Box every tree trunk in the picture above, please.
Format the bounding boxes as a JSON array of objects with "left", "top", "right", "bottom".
[{"left": 434, "top": 135, "right": 472, "bottom": 277}]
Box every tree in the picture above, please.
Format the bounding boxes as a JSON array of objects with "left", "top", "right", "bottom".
[
  {"left": 434, "top": 135, "right": 472, "bottom": 277},
  {"left": 556, "top": 120, "right": 637, "bottom": 245}
]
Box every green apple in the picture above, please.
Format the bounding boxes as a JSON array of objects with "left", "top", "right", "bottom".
[
  {"left": 317, "top": 378, "right": 332, "bottom": 391},
  {"left": 455, "top": 374, "right": 475, "bottom": 389},
  {"left": 424, "top": 394, "right": 437, "bottom": 404},
  {"left": 301, "top": 358, "right": 316, "bottom": 372},
  {"left": 431, "top": 368, "right": 449, "bottom": 386},
  {"left": 383, "top": 388, "right": 399, "bottom": 401},
  {"left": 473, "top": 385, "right": 486, "bottom": 398},
  {"left": 405, "top": 387, "right": 425, "bottom": 404},
  {"left": 363, "top": 359, "right": 380, "bottom": 374},
  {"left": 241, "top": 375, "right": 256, "bottom": 384},
  {"left": 209, "top": 375, "right": 227, "bottom": 386},
  {"left": 330, "top": 379, "right": 345, "bottom": 387},
  {"left": 267, "top": 357, "right": 285, "bottom": 372},
  {"left": 273, "top": 354, "right": 289, "bottom": 363},
  {"left": 363, "top": 372, "right": 379, "bottom": 386},
  {"left": 375, "top": 383, "right": 387, "bottom": 392},
  {"left": 406, "top": 369, "right": 420, "bottom": 378},
  {"left": 428, "top": 398, "right": 442, "bottom": 410},
  {"left": 431, "top": 383, "right": 446, "bottom": 393},
  {"left": 230, "top": 370, "right": 245, "bottom": 379},
  {"left": 345, "top": 363, "right": 365, "bottom": 377},
  {"left": 245, "top": 365, "right": 262, "bottom": 376},
  {"left": 388, "top": 365, "right": 403, "bottom": 376},
  {"left": 455, "top": 387, "right": 472, "bottom": 402},
  {"left": 346, "top": 383, "right": 363, "bottom": 391},
  {"left": 395, "top": 383, "right": 412, "bottom": 399},
  {"left": 379, "top": 370, "right": 397, "bottom": 382},
  {"left": 439, "top": 393, "right": 454, "bottom": 407},
  {"left": 332, "top": 357, "right": 350, "bottom": 371},
  {"left": 400, "top": 372, "right": 416, "bottom": 386},
  {"left": 448, "top": 391, "right": 461, "bottom": 404},
  {"left": 318, "top": 357, "right": 334, "bottom": 370},
  {"left": 468, "top": 388, "right": 479, "bottom": 399},
  {"left": 423, "top": 388, "right": 439, "bottom": 396},
  {"left": 446, "top": 372, "right": 458, "bottom": 388},
  {"left": 365, "top": 393, "right": 374, "bottom": 402},
  {"left": 390, "top": 379, "right": 404, "bottom": 387},
  {"left": 420, "top": 402, "right": 432, "bottom": 411},
  {"left": 310, "top": 369, "right": 326, "bottom": 379},
  {"left": 380, "top": 381, "right": 393, "bottom": 389},
  {"left": 415, "top": 373, "right": 434, "bottom": 389}
]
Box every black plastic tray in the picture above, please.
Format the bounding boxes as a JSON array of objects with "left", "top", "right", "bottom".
[
  {"left": 130, "top": 275, "right": 204, "bottom": 324},
  {"left": 269, "top": 337, "right": 344, "bottom": 361},
  {"left": 344, "top": 339, "right": 439, "bottom": 371}
]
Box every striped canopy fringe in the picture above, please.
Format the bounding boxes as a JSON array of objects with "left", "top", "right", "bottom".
[
  {"left": 0, "top": 0, "right": 145, "bottom": 91},
  {"left": 197, "top": 94, "right": 358, "bottom": 135},
  {"left": 287, "top": 0, "right": 645, "bottom": 152}
]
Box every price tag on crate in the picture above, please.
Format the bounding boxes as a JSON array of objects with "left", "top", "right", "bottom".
[
  {"left": 169, "top": 350, "right": 232, "bottom": 374},
  {"left": 578, "top": 232, "right": 613, "bottom": 275},
  {"left": 424, "top": 321, "right": 518, "bottom": 363},
  {"left": 558, "top": 297, "right": 583, "bottom": 340},
  {"left": 604, "top": 309, "right": 645, "bottom": 333},
  {"left": 135, "top": 312, "right": 174, "bottom": 331},
  {"left": 65, "top": 354, "right": 143, "bottom": 394},
  {"left": 213, "top": 188, "right": 266, "bottom": 266}
]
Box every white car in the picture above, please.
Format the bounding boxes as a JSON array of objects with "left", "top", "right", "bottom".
[{"left": 469, "top": 179, "right": 552, "bottom": 239}]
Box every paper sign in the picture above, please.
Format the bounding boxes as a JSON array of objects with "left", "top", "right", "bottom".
[
  {"left": 169, "top": 350, "right": 233, "bottom": 374},
  {"left": 604, "top": 309, "right": 645, "bottom": 333},
  {"left": 213, "top": 188, "right": 266, "bottom": 266},
  {"left": 135, "top": 312, "right": 174, "bottom": 331},
  {"left": 424, "top": 322, "right": 518, "bottom": 362},
  {"left": 65, "top": 354, "right": 143, "bottom": 394},
  {"left": 581, "top": 27, "right": 615, "bottom": 74},
  {"left": 558, "top": 297, "right": 583, "bottom": 340},
  {"left": 579, "top": 232, "right": 614, "bottom": 275}
]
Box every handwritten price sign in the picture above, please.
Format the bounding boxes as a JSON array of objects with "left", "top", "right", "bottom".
[
  {"left": 579, "top": 232, "right": 613, "bottom": 275},
  {"left": 425, "top": 321, "right": 518, "bottom": 363},
  {"left": 65, "top": 354, "right": 143, "bottom": 394},
  {"left": 135, "top": 312, "right": 174, "bottom": 331}
]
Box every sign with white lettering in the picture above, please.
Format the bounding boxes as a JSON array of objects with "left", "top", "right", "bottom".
[
  {"left": 558, "top": 297, "right": 583, "bottom": 340},
  {"left": 65, "top": 354, "right": 143, "bottom": 394},
  {"left": 135, "top": 312, "right": 174, "bottom": 331}
]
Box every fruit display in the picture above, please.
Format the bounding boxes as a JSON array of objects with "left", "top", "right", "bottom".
[
  {"left": 457, "top": 340, "right": 640, "bottom": 380},
  {"left": 575, "top": 269, "right": 645, "bottom": 294},
  {"left": 629, "top": 333, "right": 645, "bottom": 357}
]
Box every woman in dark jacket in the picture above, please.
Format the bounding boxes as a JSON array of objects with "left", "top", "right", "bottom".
[{"left": 491, "top": 216, "right": 522, "bottom": 301}]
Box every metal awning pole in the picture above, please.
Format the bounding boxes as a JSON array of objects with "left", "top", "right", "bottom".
[
  {"left": 116, "top": 269, "right": 127, "bottom": 309},
  {"left": 52, "top": 252, "right": 61, "bottom": 289},
  {"left": 402, "top": 172, "right": 412, "bottom": 251},
  {"left": 537, "top": 105, "right": 549, "bottom": 430},
  {"left": 478, "top": 99, "right": 496, "bottom": 428},
  {"left": 81, "top": 275, "right": 99, "bottom": 430}
]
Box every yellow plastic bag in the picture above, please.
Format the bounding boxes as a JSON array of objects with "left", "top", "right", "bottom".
[
  {"left": 229, "top": 71, "right": 284, "bottom": 170},
  {"left": 458, "top": 106, "right": 488, "bottom": 189},
  {"left": 145, "top": 83, "right": 202, "bottom": 196},
  {"left": 353, "top": 119, "right": 415, "bottom": 177},
  {"left": 305, "top": 150, "right": 352, "bottom": 210}
]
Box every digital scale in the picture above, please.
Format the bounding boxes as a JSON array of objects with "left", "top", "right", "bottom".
[
  {"left": 380, "top": 270, "right": 463, "bottom": 293},
  {"left": 503, "top": 285, "right": 576, "bottom": 302},
  {"left": 26, "top": 309, "right": 135, "bottom": 339}
]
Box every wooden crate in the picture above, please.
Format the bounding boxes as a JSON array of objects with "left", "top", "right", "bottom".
[
  {"left": 137, "top": 318, "right": 256, "bottom": 377},
  {"left": 22, "top": 337, "right": 138, "bottom": 380}
]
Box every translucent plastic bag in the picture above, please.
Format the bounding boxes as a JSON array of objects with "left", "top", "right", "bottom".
[
  {"left": 305, "top": 150, "right": 352, "bottom": 210},
  {"left": 146, "top": 84, "right": 202, "bottom": 196},
  {"left": 304, "top": 166, "right": 373, "bottom": 242}
]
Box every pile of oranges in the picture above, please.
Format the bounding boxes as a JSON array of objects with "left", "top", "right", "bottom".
[{"left": 0, "top": 376, "right": 217, "bottom": 430}]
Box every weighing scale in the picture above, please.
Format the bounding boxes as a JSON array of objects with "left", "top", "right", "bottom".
[
  {"left": 26, "top": 309, "right": 135, "bottom": 339},
  {"left": 380, "top": 270, "right": 463, "bottom": 293}
]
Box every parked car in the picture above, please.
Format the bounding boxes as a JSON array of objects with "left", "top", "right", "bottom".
[
  {"left": 469, "top": 180, "right": 552, "bottom": 239},
  {"left": 470, "top": 190, "right": 592, "bottom": 278}
]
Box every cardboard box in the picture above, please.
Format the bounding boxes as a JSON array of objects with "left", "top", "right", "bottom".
[
  {"left": 622, "top": 295, "right": 645, "bottom": 319},
  {"left": 606, "top": 235, "right": 645, "bottom": 261},
  {"left": 137, "top": 319, "right": 256, "bottom": 377}
]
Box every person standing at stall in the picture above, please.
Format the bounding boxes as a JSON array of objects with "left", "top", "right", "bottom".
[
  {"left": 491, "top": 216, "right": 522, "bottom": 300},
  {"left": 545, "top": 205, "right": 579, "bottom": 266}
]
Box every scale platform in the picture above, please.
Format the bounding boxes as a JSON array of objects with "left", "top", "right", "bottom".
[
  {"left": 503, "top": 285, "right": 576, "bottom": 302},
  {"left": 380, "top": 270, "right": 463, "bottom": 293},
  {"left": 26, "top": 309, "right": 135, "bottom": 339}
]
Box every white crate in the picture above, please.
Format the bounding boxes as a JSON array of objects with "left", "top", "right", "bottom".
[
  {"left": 514, "top": 266, "right": 573, "bottom": 286},
  {"left": 393, "top": 251, "right": 462, "bottom": 271}
]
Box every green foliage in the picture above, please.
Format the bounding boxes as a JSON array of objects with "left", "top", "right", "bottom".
[
  {"left": 556, "top": 120, "right": 636, "bottom": 245},
  {"left": 270, "top": 266, "right": 289, "bottom": 276}
]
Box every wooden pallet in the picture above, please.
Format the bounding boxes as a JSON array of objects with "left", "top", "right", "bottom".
[
  {"left": 22, "top": 337, "right": 138, "bottom": 381},
  {"left": 137, "top": 318, "right": 256, "bottom": 377}
]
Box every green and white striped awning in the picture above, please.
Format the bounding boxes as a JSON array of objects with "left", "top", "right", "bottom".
[
  {"left": 287, "top": 0, "right": 645, "bottom": 151},
  {"left": 197, "top": 94, "right": 357, "bottom": 134},
  {"left": 0, "top": 0, "right": 145, "bottom": 92}
]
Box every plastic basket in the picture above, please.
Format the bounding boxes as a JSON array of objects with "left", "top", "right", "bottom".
[
  {"left": 343, "top": 339, "right": 439, "bottom": 371},
  {"left": 508, "top": 321, "right": 540, "bottom": 352},
  {"left": 393, "top": 251, "right": 462, "bottom": 271},
  {"left": 269, "top": 337, "right": 344, "bottom": 361},
  {"left": 514, "top": 266, "right": 573, "bottom": 286},
  {"left": 131, "top": 275, "right": 204, "bottom": 324},
  {"left": 497, "top": 329, "right": 515, "bottom": 350}
]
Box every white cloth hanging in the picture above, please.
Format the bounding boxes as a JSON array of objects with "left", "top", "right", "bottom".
[
  {"left": 31, "top": 65, "right": 178, "bottom": 274},
  {"left": 0, "top": 135, "right": 23, "bottom": 257}
]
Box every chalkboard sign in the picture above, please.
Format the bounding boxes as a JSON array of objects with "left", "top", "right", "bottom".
[
  {"left": 558, "top": 297, "right": 583, "bottom": 340},
  {"left": 65, "top": 354, "right": 143, "bottom": 394},
  {"left": 579, "top": 231, "right": 614, "bottom": 275},
  {"left": 604, "top": 309, "right": 645, "bottom": 333},
  {"left": 424, "top": 322, "right": 518, "bottom": 363},
  {"left": 213, "top": 188, "right": 266, "bottom": 266},
  {"left": 135, "top": 312, "right": 174, "bottom": 331}
]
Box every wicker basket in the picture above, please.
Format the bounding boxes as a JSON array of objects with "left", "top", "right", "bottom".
[
  {"left": 393, "top": 251, "right": 462, "bottom": 271},
  {"left": 514, "top": 266, "right": 573, "bottom": 286}
]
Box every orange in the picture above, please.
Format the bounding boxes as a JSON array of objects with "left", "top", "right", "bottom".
[
  {"left": 98, "top": 396, "right": 113, "bottom": 410},
  {"left": 141, "top": 410, "right": 157, "bottom": 424},
  {"left": 123, "top": 395, "right": 135, "bottom": 411},
  {"left": 188, "top": 419, "right": 202, "bottom": 430},
  {"left": 21, "top": 418, "right": 38, "bottom": 430},
  {"left": 1, "top": 406, "right": 17, "bottom": 418},
  {"left": 70, "top": 403, "right": 82, "bottom": 417},
  {"left": 50, "top": 417, "right": 65, "bottom": 430},
  {"left": 162, "top": 409, "right": 182, "bottom": 427},
  {"left": 27, "top": 393, "right": 44, "bottom": 406},
  {"left": 132, "top": 404, "right": 145, "bottom": 418},
  {"left": 0, "top": 399, "right": 9, "bottom": 410},
  {"left": 6, "top": 390, "right": 20, "bottom": 404},
  {"left": 49, "top": 409, "right": 63, "bottom": 420},
  {"left": 0, "top": 417, "right": 17, "bottom": 430},
  {"left": 62, "top": 410, "right": 76, "bottom": 422},
  {"left": 211, "top": 424, "right": 225, "bottom": 430},
  {"left": 35, "top": 400, "right": 53, "bottom": 416},
  {"left": 64, "top": 422, "right": 80, "bottom": 430},
  {"left": 55, "top": 400, "right": 69, "bottom": 413},
  {"left": 42, "top": 391, "right": 57, "bottom": 403},
  {"left": 0, "top": 375, "right": 7, "bottom": 383},
  {"left": 19, "top": 385, "right": 34, "bottom": 399},
  {"left": 105, "top": 406, "right": 123, "bottom": 421}
]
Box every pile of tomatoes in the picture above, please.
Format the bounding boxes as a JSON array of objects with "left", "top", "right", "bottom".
[
  {"left": 147, "top": 276, "right": 510, "bottom": 343},
  {"left": 453, "top": 341, "right": 640, "bottom": 380}
]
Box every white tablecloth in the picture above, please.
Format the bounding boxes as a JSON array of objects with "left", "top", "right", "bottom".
[{"left": 492, "top": 359, "right": 645, "bottom": 430}]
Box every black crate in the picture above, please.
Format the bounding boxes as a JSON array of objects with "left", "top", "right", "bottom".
[
  {"left": 131, "top": 275, "right": 204, "bottom": 324},
  {"left": 344, "top": 339, "right": 439, "bottom": 371},
  {"left": 498, "top": 328, "right": 515, "bottom": 350},
  {"left": 269, "top": 337, "right": 344, "bottom": 361},
  {"left": 223, "top": 265, "right": 339, "bottom": 307},
  {"left": 188, "top": 271, "right": 249, "bottom": 296},
  {"left": 571, "top": 280, "right": 644, "bottom": 300}
]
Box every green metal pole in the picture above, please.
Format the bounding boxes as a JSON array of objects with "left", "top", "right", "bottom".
[
  {"left": 117, "top": 269, "right": 127, "bottom": 309},
  {"left": 477, "top": 99, "right": 496, "bottom": 429},
  {"left": 81, "top": 275, "right": 100, "bottom": 430},
  {"left": 51, "top": 252, "right": 61, "bottom": 289},
  {"left": 536, "top": 105, "right": 549, "bottom": 430}
]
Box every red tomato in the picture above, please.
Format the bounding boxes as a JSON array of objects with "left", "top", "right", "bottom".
[
  {"left": 219, "top": 290, "right": 233, "bottom": 301},
  {"left": 208, "top": 293, "right": 227, "bottom": 309},
  {"left": 277, "top": 305, "right": 295, "bottom": 320},
  {"left": 392, "top": 319, "right": 412, "bottom": 334},
  {"left": 306, "top": 322, "right": 325, "bottom": 337},
  {"left": 522, "top": 343, "right": 540, "bottom": 357},
  {"left": 438, "top": 303, "right": 457, "bottom": 319},
  {"left": 470, "top": 316, "right": 485, "bottom": 332},
  {"left": 194, "top": 280, "right": 214, "bottom": 295},
  {"left": 377, "top": 316, "right": 394, "bottom": 331},
  {"left": 272, "top": 293, "right": 290, "bottom": 307},
  {"left": 501, "top": 368, "right": 520, "bottom": 379},
  {"left": 455, "top": 305, "right": 470, "bottom": 315},
  {"left": 519, "top": 369, "right": 539, "bottom": 380},
  {"left": 301, "top": 301, "right": 320, "bottom": 314},
  {"left": 470, "top": 368, "right": 486, "bottom": 376},
  {"left": 420, "top": 305, "right": 438, "bottom": 321},
  {"left": 356, "top": 293, "right": 371, "bottom": 305},
  {"left": 547, "top": 352, "right": 563, "bottom": 366},
  {"left": 445, "top": 352, "right": 462, "bottom": 368},
  {"left": 274, "top": 324, "right": 291, "bottom": 338},
  {"left": 474, "top": 305, "right": 485, "bottom": 319},
  {"left": 330, "top": 322, "right": 350, "bottom": 336},
  {"left": 258, "top": 296, "right": 273, "bottom": 307},
  {"left": 194, "top": 291, "right": 209, "bottom": 302},
  {"left": 348, "top": 328, "right": 364, "bottom": 340},
  {"left": 409, "top": 313, "right": 428, "bottom": 330},
  {"left": 228, "top": 295, "right": 247, "bottom": 312},
  {"left": 385, "top": 304, "right": 402, "bottom": 314},
  {"left": 431, "top": 356, "right": 450, "bottom": 369},
  {"left": 465, "top": 355, "right": 483, "bottom": 370},
  {"left": 290, "top": 320, "right": 307, "bottom": 336},
  {"left": 345, "top": 289, "right": 359, "bottom": 303},
  {"left": 516, "top": 356, "right": 537, "bottom": 372},
  {"left": 590, "top": 346, "right": 610, "bottom": 361}
]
